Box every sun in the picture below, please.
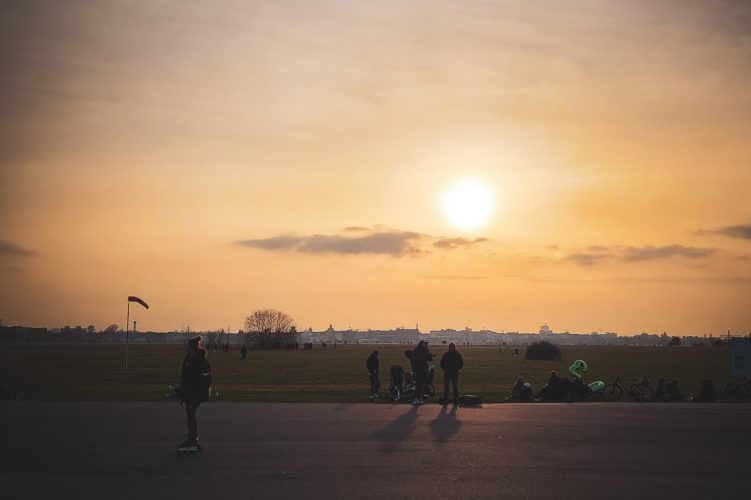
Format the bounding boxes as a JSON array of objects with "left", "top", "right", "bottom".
[{"left": 441, "top": 179, "right": 495, "bottom": 231}]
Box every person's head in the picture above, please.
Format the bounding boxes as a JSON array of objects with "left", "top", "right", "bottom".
[
  {"left": 188, "top": 335, "right": 202, "bottom": 349},
  {"left": 448, "top": 342, "right": 456, "bottom": 351},
  {"left": 516, "top": 377, "right": 524, "bottom": 385},
  {"left": 373, "top": 350, "right": 379, "bottom": 357}
]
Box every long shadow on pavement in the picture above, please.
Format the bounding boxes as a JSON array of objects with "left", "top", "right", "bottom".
[
  {"left": 428, "top": 405, "right": 461, "bottom": 445},
  {"left": 369, "top": 405, "right": 419, "bottom": 453}
]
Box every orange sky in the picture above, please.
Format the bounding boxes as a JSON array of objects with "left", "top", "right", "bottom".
[{"left": 1, "top": 1, "right": 750, "bottom": 335}]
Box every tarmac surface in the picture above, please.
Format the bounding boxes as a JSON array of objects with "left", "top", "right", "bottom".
[{"left": 2, "top": 401, "right": 749, "bottom": 499}]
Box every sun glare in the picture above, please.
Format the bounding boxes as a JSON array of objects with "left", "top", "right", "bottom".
[{"left": 441, "top": 179, "right": 495, "bottom": 231}]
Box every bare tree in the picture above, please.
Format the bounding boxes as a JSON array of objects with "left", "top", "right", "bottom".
[
  {"left": 103, "top": 324, "right": 119, "bottom": 334},
  {"left": 86, "top": 325, "right": 96, "bottom": 334},
  {"left": 244, "top": 309, "right": 296, "bottom": 349}
]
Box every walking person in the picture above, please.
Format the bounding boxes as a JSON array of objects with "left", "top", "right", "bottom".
[
  {"left": 177, "top": 336, "right": 212, "bottom": 453},
  {"left": 240, "top": 344, "right": 248, "bottom": 361},
  {"left": 411, "top": 340, "right": 433, "bottom": 406},
  {"left": 440, "top": 343, "right": 464, "bottom": 405},
  {"left": 366, "top": 350, "right": 381, "bottom": 400}
]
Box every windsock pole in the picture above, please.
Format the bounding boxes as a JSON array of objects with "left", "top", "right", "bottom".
[{"left": 125, "top": 301, "right": 130, "bottom": 373}]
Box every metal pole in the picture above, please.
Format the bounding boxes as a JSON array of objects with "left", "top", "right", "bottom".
[{"left": 125, "top": 301, "right": 130, "bottom": 373}]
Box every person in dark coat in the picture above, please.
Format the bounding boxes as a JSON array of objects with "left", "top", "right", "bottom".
[
  {"left": 410, "top": 340, "right": 433, "bottom": 405},
  {"left": 666, "top": 379, "right": 685, "bottom": 401},
  {"left": 366, "top": 350, "right": 380, "bottom": 399},
  {"left": 440, "top": 343, "right": 464, "bottom": 405},
  {"left": 177, "top": 336, "right": 212, "bottom": 452}
]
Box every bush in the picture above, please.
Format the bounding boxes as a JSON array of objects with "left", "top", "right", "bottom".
[{"left": 525, "top": 341, "right": 561, "bottom": 360}]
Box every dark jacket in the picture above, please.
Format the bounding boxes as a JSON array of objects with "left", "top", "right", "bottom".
[
  {"left": 410, "top": 341, "right": 433, "bottom": 380},
  {"left": 179, "top": 346, "right": 212, "bottom": 404},
  {"left": 366, "top": 353, "right": 379, "bottom": 372},
  {"left": 440, "top": 350, "right": 464, "bottom": 374}
]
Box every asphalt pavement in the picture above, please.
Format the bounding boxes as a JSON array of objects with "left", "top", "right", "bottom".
[{"left": 2, "top": 401, "right": 749, "bottom": 499}]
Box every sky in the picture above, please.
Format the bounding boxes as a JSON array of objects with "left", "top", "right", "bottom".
[{"left": 1, "top": 0, "right": 750, "bottom": 335}]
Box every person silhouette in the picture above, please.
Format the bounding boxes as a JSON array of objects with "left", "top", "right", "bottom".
[
  {"left": 366, "top": 350, "right": 381, "bottom": 400},
  {"left": 411, "top": 340, "right": 433, "bottom": 406},
  {"left": 440, "top": 343, "right": 464, "bottom": 405},
  {"left": 177, "top": 336, "right": 212, "bottom": 453}
]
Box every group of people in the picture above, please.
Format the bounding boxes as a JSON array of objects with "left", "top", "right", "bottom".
[
  {"left": 366, "top": 340, "right": 464, "bottom": 406},
  {"left": 507, "top": 371, "right": 719, "bottom": 403}
]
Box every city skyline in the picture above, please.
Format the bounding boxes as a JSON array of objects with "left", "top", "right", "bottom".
[{"left": 2, "top": 1, "right": 750, "bottom": 335}]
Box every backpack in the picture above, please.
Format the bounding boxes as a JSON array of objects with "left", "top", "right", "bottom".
[{"left": 458, "top": 394, "right": 482, "bottom": 407}]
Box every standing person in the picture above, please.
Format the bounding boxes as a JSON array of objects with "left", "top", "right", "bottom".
[
  {"left": 411, "top": 340, "right": 433, "bottom": 405},
  {"left": 177, "top": 336, "right": 212, "bottom": 453},
  {"left": 240, "top": 344, "right": 248, "bottom": 361},
  {"left": 366, "top": 350, "right": 380, "bottom": 400},
  {"left": 440, "top": 343, "right": 464, "bottom": 405}
]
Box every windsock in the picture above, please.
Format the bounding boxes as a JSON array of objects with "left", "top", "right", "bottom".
[{"left": 127, "top": 296, "right": 150, "bottom": 309}]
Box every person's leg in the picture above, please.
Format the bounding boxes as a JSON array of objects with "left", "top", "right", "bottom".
[
  {"left": 452, "top": 373, "right": 459, "bottom": 403},
  {"left": 369, "top": 372, "right": 377, "bottom": 395},
  {"left": 186, "top": 402, "right": 201, "bottom": 438},
  {"left": 374, "top": 370, "right": 381, "bottom": 394},
  {"left": 443, "top": 372, "right": 450, "bottom": 403}
]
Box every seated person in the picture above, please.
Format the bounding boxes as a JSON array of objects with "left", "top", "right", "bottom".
[
  {"left": 571, "top": 377, "right": 592, "bottom": 401},
  {"left": 509, "top": 377, "right": 533, "bottom": 401},
  {"left": 653, "top": 377, "right": 669, "bottom": 401},
  {"left": 666, "top": 379, "right": 685, "bottom": 401},
  {"left": 692, "top": 379, "right": 717, "bottom": 402}
]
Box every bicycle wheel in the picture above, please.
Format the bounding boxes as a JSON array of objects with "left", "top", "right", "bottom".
[
  {"left": 423, "top": 383, "right": 435, "bottom": 398},
  {"left": 601, "top": 384, "right": 623, "bottom": 401},
  {"left": 633, "top": 385, "right": 653, "bottom": 402},
  {"left": 722, "top": 381, "right": 742, "bottom": 398}
]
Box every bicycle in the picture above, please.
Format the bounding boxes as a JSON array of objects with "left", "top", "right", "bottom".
[
  {"left": 722, "top": 376, "right": 751, "bottom": 398},
  {"left": 601, "top": 374, "right": 654, "bottom": 402}
]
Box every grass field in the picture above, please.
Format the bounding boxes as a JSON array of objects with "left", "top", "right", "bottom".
[{"left": 0, "top": 343, "right": 737, "bottom": 403}]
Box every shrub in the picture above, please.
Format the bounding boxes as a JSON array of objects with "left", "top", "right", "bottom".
[{"left": 525, "top": 341, "right": 561, "bottom": 360}]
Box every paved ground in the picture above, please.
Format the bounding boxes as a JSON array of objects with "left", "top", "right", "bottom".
[{"left": 2, "top": 401, "right": 749, "bottom": 499}]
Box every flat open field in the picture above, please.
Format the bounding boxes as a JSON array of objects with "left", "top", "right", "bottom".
[{"left": 0, "top": 344, "right": 734, "bottom": 402}]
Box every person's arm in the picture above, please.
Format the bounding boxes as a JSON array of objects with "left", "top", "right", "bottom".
[
  {"left": 202, "top": 358, "right": 212, "bottom": 391},
  {"left": 458, "top": 353, "right": 464, "bottom": 370}
]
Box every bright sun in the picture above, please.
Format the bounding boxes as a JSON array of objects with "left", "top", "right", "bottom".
[{"left": 441, "top": 179, "right": 495, "bottom": 231}]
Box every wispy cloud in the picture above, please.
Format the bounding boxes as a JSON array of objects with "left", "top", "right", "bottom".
[
  {"left": 433, "top": 237, "right": 488, "bottom": 250},
  {"left": 423, "top": 275, "right": 490, "bottom": 280},
  {"left": 566, "top": 252, "right": 612, "bottom": 266},
  {"left": 564, "top": 244, "right": 714, "bottom": 266},
  {"left": 237, "top": 227, "right": 494, "bottom": 257},
  {"left": 0, "top": 240, "right": 35, "bottom": 257},
  {"left": 236, "top": 228, "right": 425, "bottom": 256},
  {"left": 531, "top": 275, "right": 751, "bottom": 286},
  {"left": 622, "top": 245, "right": 715, "bottom": 261},
  {"left": 710, "top": 224, "right": 751, "bottom": 240}
]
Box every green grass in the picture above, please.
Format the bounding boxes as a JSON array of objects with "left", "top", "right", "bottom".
[{"left": 0, "top": 344, "right": 735, "bottom": 402}]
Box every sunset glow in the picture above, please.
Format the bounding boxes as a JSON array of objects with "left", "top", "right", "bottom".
[
  {"left": 1, "top": 1, "right": 750, "bottom": 336},
  {"left": 442, "top": 180, "right": 495, "bottom": 231}
]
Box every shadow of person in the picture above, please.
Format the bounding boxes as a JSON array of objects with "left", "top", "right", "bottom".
[
  {"left": 369, "top": 405, "right": 419, "bottom": 453},
  {"left": 429, "top": 405, "right": 461, "bottom": 445}
]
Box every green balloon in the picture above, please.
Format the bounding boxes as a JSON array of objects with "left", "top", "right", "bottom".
[
  {"left": 569, "top": 359, "right": 588, "bottom": 378},
  {"left": 589, "top": 381, "right": 605, "bottom": 392}
]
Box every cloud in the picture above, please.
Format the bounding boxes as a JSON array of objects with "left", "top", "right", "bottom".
[
  {"left": 531, "top": 275, "right": 751, "bottom": 285},
  {"left": 424, "top": 275, "right": 490, "bottom": 280},
  {"left": 236, "top": 229, "right": 425, "bottom": 256},
  {"left": 0, "top": 240, "right": 35, "bottom": 257},
  {"left": 566, "top": 252, "right": 612, "bottom": 266},
  {"left": 621, "top": 245, "right": 715, "bottom": 261},
  {"left": 564, "top": 244, "right": 714, "bottom": 266},
  {"left": 712, "top": 224, "right": 751, "bottom": 240},
  {"left": 433, "top": 237, "right": 489, "bottom": 250}
]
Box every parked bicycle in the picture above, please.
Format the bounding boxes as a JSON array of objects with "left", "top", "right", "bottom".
[
  {"left": 601, "top": 374, "right": 654, "bottom": 402},
  {"left": 722, "top": 376, "right": 751, "bottom": 398}
]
